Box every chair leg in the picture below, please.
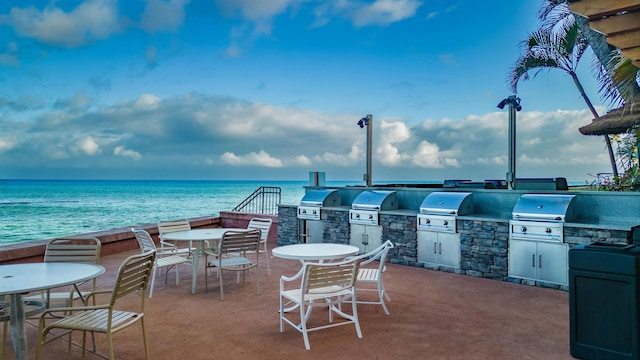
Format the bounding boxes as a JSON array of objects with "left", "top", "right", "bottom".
[
  {"left": 264, "top": 243, "right": 271, "bottom": 275},
  {"left": 175, "top": 264, "right": 180, "bottom": 286},
  {"left": 1, "top": 320, "right": 6, "bottom": 360},
  {"left": 141, "top": 317, "right": 150, "bottom": 360},
  {"left": 219, "top": 269, "right": 224, "bottom": 301},
  {"left": 149, "top": 267, "right": 158, "bottom": 298},
  {"left": 107, "top": 331, "right": 114, "bottom": 360},
  {"left": 379, "top": 281, "right": 390, "bottom": 315}
]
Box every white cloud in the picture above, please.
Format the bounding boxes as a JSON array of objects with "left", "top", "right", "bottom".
[
  {"left": 1, "top": 0, "right": 121, "bottom": 47},
  {"left": 221, "top": 150, "right": 284, "bottom": 167},
  {"left": 140, "top": 0, "right": 190, "bottom": 33},
  {"left": 0, "top": 138, "right": 16, "bottom": 153},
  {"left": 0, "top": 92, "right": 610, "bottom": 181},
  {"left": 349, "top": 0, "right": 422, "bottom": 27},
  {"left": 114, "top": 145, "right": 141, "bottom": 160},
  {"left": 74, "top": 136, "right": 101, "bottom": 156},
  {"left": 134, "top": 94, "right": 161, "bottom": 109},
  {"left": 215, "top": 0, "right": 304, "bottom": 21}
]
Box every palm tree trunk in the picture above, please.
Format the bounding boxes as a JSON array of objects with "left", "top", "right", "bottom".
[{"left": 570, "top": 71, "right": 619, "bottom": 177}]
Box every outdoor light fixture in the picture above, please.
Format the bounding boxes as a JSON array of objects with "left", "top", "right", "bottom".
[
  {"left": 497, "top": 96, "right": 522, "bottom": 111},
  {"left": 498, "top": 95, "right": 523, "bottom": 190},
  {"left": 358, "top": 114, "right": 373, "bottom": 187}
]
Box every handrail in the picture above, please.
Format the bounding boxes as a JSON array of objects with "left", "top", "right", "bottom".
[{"left": 232, "top": 186, "right": 282, "bottom": 214}]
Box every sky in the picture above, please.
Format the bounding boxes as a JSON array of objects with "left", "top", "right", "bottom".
[{"left": 0, "top": 0, "right": 620, "bottom": 183}]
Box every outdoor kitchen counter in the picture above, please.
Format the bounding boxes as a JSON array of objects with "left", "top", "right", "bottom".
[{"left": 564, "top": 220, "right": 638, "bottom": 231}]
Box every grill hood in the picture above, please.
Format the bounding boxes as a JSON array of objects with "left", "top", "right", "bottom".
[
  {"left": 419, "top": 192, "right": 473, "bottom": 216},
  {"left": 299, "top": 189, "right": 341, "bottom": 207},
  {"left": 351, "top": 190, "right": 398, "bottom": 211},
  {"left": 512, "top": 194, "right": 576, "bottom": 222}
]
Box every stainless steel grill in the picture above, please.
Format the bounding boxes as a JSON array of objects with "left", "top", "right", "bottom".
[
  {"left": 348, "top": 190, "right": 397, "bottom": 226},
  {"left": 417, "top": 192, "right": 473, "bottom": 233},
  {"left": 510, "top": 194, "right": 576, "bottom": 242},
  {"left": 509, "top": 194, "right": 575, "bottom": 286},
  {"left": 297, "top": 189, "right": 340, "bottom": 221},
  {"left": 417, "top": 192, "right": 473, "bottom": 269}
]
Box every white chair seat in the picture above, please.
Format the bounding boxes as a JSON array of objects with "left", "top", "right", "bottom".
[
  {"left": 282, "top": 285, "right": 353, "bottom": 302},
  {"left": 207, "top": 256, "right": 254, "bottom": 268},
  {"left": 156, "top": 254, "right": 191, "bottom": 268}
]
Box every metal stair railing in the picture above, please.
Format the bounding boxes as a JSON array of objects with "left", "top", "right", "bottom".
[{"left": 232, "top": 186, "right": 282, "bottom": 214}]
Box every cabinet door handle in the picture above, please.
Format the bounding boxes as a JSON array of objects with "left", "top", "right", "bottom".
[
  {"left": 438, "top": 243, "right": 442, "bottom": 254},
  {"left": 433, "top": 242, "right": 437, "bottom": 254},
  {"left": 532, "top": 254, "right": 536, "bottom": 268},
  {"left": 539, "top": 254, "right": 542, "bottom": 268}
]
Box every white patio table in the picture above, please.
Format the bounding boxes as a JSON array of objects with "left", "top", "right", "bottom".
[
  {"left": 0, "top": 262, "right": 105, "bottom": 360},
  {"left": 272, "top": 243, "right": 360, "bottom": 264},
  {"left": 160, "top": 228, "right": 247, "bottom": 294}
]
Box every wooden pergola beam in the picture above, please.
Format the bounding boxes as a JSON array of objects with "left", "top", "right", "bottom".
[{"left": 568, "top": 0, "right": 640, "bottom": 67}]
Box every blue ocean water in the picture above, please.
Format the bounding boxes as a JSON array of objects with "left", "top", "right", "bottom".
[{"left": 0, "top": 179, "right": 335, "bottom": 246}]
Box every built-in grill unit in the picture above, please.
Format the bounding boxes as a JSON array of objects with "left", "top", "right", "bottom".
[
  {"left": 510, "top": 194, "right": 577, "bottom": 242},
  {"left": 297, "top": 189, "right": 340, "bottom": 221},
  {"left": 417, "top": 191, "right": 474, "bottom": 233},
  {"left": 348, "top": 190, "right": 398, "bottom": 226},
  {"left": 417, "top": 192, "right": 474, "bottom": 269},
  {"left": 348, "top": 190, "right": 397, "bottom": 253},
  {"left": 508, "top": 194, "right": 577, "bottom": 286}
]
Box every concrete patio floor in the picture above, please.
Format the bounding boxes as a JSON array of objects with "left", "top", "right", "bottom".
[{"left": 8, "top": 246, "right": 573, "bottom": 359}]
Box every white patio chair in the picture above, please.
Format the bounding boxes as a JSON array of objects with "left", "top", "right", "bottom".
[
  {"left": 279, "top": 258, "right": 363, "bottom": 350},
  {"left": 35, "top": 250, "right": 156, "bottom": 360},
  {"left": 158, "top": 219, "right": 207, "bottom": 257},
  {"left": 132, "top": 228, "right": 191, "bottom": 298},
  {"left": 348, "top": 240, "right": 395, "bottom": 315},
  {"left": 25, "top": 237, "right": 102, "bottom": 308},
  {"left": 204, "top": 229, "right": 261, "bottom": 300},
  {"left": 247, "top": 217, "right": 273, "bottom": 275}
]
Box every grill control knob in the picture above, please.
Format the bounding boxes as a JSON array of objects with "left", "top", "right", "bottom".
[
  {"left": 355, "top": 214, "right": 360, "bottom": 218},
  {"left": 443, "top": 220, "right": 448, "bottom": 226},
  {"left": 368, "top": 214, "right": 373, "bottom": 220},
  {"left": 545, "top": 228, "right": 552, "bottom": 234},
  {"left": 312, "top": 210, "right": 317, "bottom": 215},
  {"left": 302, "top": 209, "right": 307, "bottom": 214},
  {"left": 521, "top": 226, "right": 527, "bottom": 233},
  {"left": 425, "top": 219, "right": 431, "bottom": 224}
]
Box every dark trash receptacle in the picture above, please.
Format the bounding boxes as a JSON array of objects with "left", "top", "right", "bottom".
[{"left": 569, "top": 241, "right": 640, "bottom": 360}]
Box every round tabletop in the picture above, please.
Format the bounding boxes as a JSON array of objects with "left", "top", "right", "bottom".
[
  {"left": 160, "top": 228, "right": 247, "bottom": 241},
  {"left": 272, "top": 243, "right": 360, "bottom": 261},
  {"left": 0, "top": 263, "right": 105, "bottom": 296}
]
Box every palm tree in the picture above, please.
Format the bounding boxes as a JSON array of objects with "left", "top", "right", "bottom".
[
  {"left": 509, "top": 23, "right": 620, "bottom": 177},
  {"left": 538, "top": 0, "right": 639, "bottom": 107}
]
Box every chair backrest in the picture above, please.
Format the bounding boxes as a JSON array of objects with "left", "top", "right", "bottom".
[
  {"left": 219, "top": 229, "right": 261, "bottom": 255},
  {"left": 157, "top": 219, "right": 191, "bottom": 237},
  {"left": 303, "top": 259, "right": 360, "bottom": 295},
  {"left": 131, "top": 228, "right": 157, "bottom": 253},
  {"left": 110, "top": 250, "right": 156, "bottom": 305},
  {"left": 44, "top": 237, "right": 101, "bottom": 264},
  {"left": 247, "top": 218, "right": 272, "bottom": 241},
  {"left": 357, "top": 240, "right": 394, "bottom": 267}
]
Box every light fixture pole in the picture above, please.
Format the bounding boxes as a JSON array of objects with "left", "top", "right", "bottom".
[
  {"left": 357, "top": 114, "right": 373, "bottom": 187},
  {"left": 497, "top": 96, "right": 522, "bottom": 190}
]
